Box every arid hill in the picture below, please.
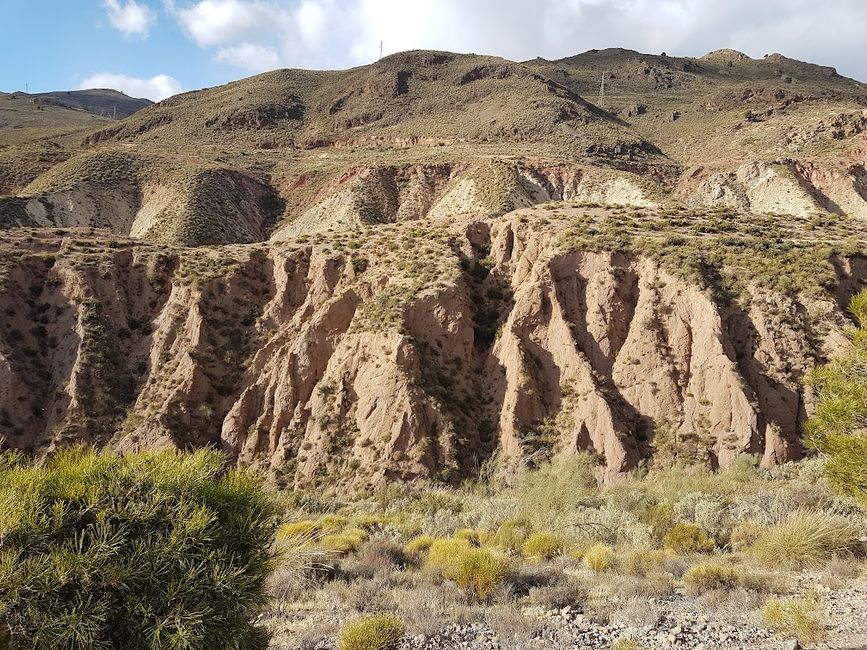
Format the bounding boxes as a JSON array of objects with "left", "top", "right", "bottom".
[
  {"left": 1, "top": 202, "right": 863, "bottom": 488},
  {"left": 1, "top": 48, "right": 866, "bottom": 485}
]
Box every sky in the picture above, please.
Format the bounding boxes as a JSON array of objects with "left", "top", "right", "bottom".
[{"left": 1, "top": 0, "right": 866, "bottom": 101}]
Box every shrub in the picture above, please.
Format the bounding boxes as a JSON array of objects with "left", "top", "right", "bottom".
[
  {"left": 749, "top": 510, "right": 864, "bottom": 568},
  {"left": 453, "top": 528, "right": 481, "bottom": 546},
  {"left": 492, "top": 518, "right": 534, "bottom": 551},
  {"left": 451, "top": 549, "right": 507, "bottom": 600},
  {"left": 584, "top": 543, "right": 614, "bottom": 572},
  {"left": 424, "top": 539, "right": 506, "bottom": 600},
  {"left": 338, "top": 614, "right": 406, "bottom": 650},
  {"left": 611, "top": 638, "right": 645, "bottom": 650},
  {"left": 425, "top": 538, "right": 473, "bottom": 573},
  {"left": 0, "top": 447, "right": 279, "bottom": 650},
  {"left": 682, "top": 563, "right": 740, "bottom": 594},
  {"left": 805, "top": 289, "right": 867, "bottom": 508},
  {"left": 760, "top": 597, "right": 826, "bottom": 645},
  {"left": 522, "top": 532, "right": 563, "bottom": 561},
  {"left": 404, "top": 534, "right": 434, "bottom": 556},
  {"left": 320, "top": 529, "right": 369, "bottom": 555},
  {"left": 278, "top": 519, "right": 320, "bottom": 540},
  {"left": 663, "top": 523, "right": 715, "bottom": 554},
  {"left": 618, "top": 549, "right": 665, "bottom": 576},
  {"left": 728, "top": 521, "right": 764, "bottom": 550}
]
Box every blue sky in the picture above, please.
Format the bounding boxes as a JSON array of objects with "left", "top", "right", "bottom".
[{"left": 2, "top": 1, "right": 865, "bottom": 101}]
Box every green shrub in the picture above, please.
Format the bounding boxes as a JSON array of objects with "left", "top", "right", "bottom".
[
  {"left": 278, "top": 519, "right": 320, "bottom": 540},
  {"left": 611, "top": 639, "right": 645, "bottom": 650},
  {"left": 338, "top": 614, "right": 406, "bottom": 650},
  {"left": 453, "top": 528, "right": 481, "bottom": 546},
  {"left": 760, "top": 597, "right": 826, "bottom": 645},
  {"left": 424, "top": 539, "right": 506, "bottom": 600},
  {"left": 451, "top": 549, "right": 507, "bottom": 600},
  {"left": 0, "top": 447, "right": 279, "bottom": 650},
  {"left": 663, "top": 523, "right": 715, "bottom": 554},
  {"left": 805, "top": 289, "right": 867, "bottom": 508},
  {"left": 583, "top": 543, "right": 614, "bottom": 572},
  {"left": 749, "top": 510, "right": 863, "bottom": 568},
  {"left": 319, "top": 528, "right": 369, "bottom": 555},
  {"left": 492, "top": 518, "right": 533, "bottom": 551},
  {"left": 522, "top": 532, "right": 563, "bottom": 561},
  {"left": 682, "top": 563, "right": 740, "bottom": 594},
  {"left": 404, "top": 534, "right": 434, "bottom": 556}
]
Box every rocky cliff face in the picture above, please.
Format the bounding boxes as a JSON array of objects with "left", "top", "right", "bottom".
[{"left": 1, "top": 208, "right": 858, "bottom": 489}]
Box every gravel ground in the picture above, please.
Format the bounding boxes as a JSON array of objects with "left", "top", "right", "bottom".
[{"left": 286, "top": 578, "right": 867, "bottom": 650}]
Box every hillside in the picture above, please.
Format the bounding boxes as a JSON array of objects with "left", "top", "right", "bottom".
[
  {"left": 1, "top": 47, "right": 866, "bottom": 483},
  {"left": 1, "top": 203, "right": 863, "bottom": 489}
]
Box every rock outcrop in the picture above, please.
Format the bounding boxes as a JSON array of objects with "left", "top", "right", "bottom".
[{"left": 0, "top": 209, "right": 858, "bottom": 490}]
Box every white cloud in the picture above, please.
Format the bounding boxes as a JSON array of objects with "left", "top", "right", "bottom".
[
  {"left": 103, "top": 0, "right": 157, "bottom": 37},
  {"left": 79, "top": 72, "right": 183, "bottom": 101},
  {"left": 168, "top": 0, "right": 290, "bottom": 46},
  {"left": 168, "top": 0, "right": 867, "bottom": 81},
  {"left": 215, "top": 43, "right": 281, "bottom": 72}
]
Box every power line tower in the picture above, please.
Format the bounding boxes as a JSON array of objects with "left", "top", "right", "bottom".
[{"left": 598, "top": 70, "right": 607, "bottom": 111}]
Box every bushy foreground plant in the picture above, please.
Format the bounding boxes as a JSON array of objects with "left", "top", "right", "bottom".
[
  {"left": 806, "top": 288, "right": 867, "bottom": 508},
  {"left": 663, "top": 523, "right": 715, "bottom": 554},
  {"left": 749, "top": 510, "right": 864, "bottom": 568},
  {"left": 424, "top": 538, "right": 506, "bottom": 600},
  {"left": 760, "top": 597, "right": 826, "bottom": 645},
  {"left": 338, "top": 614, "right": 405, "bottom": 650},
  {"left": 0, "top": 447, "right": 279, "bottom": 650}
]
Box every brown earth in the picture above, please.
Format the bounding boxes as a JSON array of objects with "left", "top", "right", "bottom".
[{"left": 1, "top": 204, "right": 862, "bottom": 489}]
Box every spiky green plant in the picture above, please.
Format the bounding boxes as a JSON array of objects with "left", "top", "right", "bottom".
[
  {"left": 805, "top": 288, "right": 867, "bottom": 507},
  {"left": 0, "top": 446, "right": 280, "bottom": 650}
]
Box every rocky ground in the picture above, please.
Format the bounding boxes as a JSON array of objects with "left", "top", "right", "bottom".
[{"left": 286, "top": 574, "right": 867, "bottom": 650}]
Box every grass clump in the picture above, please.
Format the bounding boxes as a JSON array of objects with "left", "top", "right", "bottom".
[
  {"left": 0, "top": 446, "right": 279, "bottom": 650},
  {"left": 760, "top": 597, "right": 826, "bottom": 645},
  {"left": 492, "top": 518, "right": 534, "bottom": 552},
  {"left": 611, "top": 639, "right": 645, "bottom": 650},
  {"left": 404, "top": 534, "right": 434, "bottom": 556},
  {"left": 583, "top": 543, "right": 614, "bottom": 572},
  {"left": 338, "top": 614, "right": 406, "bottom": 650},
  {"left": 278, "top": 519, "right": 320, "bottom": 540},
  {"left": 663, "top": 523, "right": 715, "bottom": 554},
  {"left": 749, "top": 510, "right": 863, "bottom": 569},
  {"left": 424, "top": 538, "right": 506, "bottom": 600},
  {"left": 682, "top": 563, "right": 740, "bottom": 594},
  {"left": 522, "top": 532, "right": 564, "bottom": 561},
  {"left": 319, "top": 528, "right": 369, "bottom": 555}
]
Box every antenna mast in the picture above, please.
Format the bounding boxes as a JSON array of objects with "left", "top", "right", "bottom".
[{"left": 598, "top": 70, "right": 606, "bottom": 111}]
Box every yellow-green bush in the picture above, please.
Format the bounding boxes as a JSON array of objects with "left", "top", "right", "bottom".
[
  {"left": 453, "top": 528, "right": 481, "bottom": 546},
  {"left": 404, "top": 534, "right": 434, "bottom": 556},
  {"left": 338, "top": 614, "right": 406, "bottom": 650},
  {"left": 451, "top": 549, "right": 508, "bottom": 600},
  {"left": 424, "top": 539, "right": 506, "bottom": 600},
  {"left": 320, "top": 528, "right": 369, "bottom": 555},
  {"left": 492, "top": 518, "right": 534, "bottom": 551},
  {"left": 318, "top": 515, "right": 349, "bottom": 531},
  {"left": 760, "top": 597, "right": 826, "bottom": 645},
  {"left": 663, "top": 523, "right": 715, "bottom": 554},
  {"left": 611, "top": 638, "right": 645, "bottom": 650},
  {"left": 584, "top": 543, "right": 614, "bottom": 572},
  {"left": 353, "top": 514, "right": 394, "bottom": 531},
  {"left": 0, "top": 447, "right": 279, "bottom": 650},
  {"left": 749, "top": 510, "right": 863, "bottom": 569},
  {"left": 682, "top": 563, "right": 740, "bottom": 594},
  {"left": 425, "top": 538, "right": 473, "bottom": 573},
  {"left": 522, "top": 532, "right": 563, "bottom": 561},
  {"left": 278, "top": 519, "right": 320, "bottom": 540}
]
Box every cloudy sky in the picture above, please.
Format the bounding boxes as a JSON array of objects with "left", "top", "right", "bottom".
[{"left": 2, "top": 0, "right": 866, "bottom": 101}]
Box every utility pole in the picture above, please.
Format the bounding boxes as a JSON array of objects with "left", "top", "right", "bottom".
[
  {"left": 379, "top": 40, "right": 383, "bottom": 60},
  {"left": 25, "top": 81, "right": 29, "bottom": 94},
  {"left": 113, "top": 106, "right": 117, "bottom": 120},
  {"left": 598, "top": 70, "right": 606, "bottom": 111}
]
